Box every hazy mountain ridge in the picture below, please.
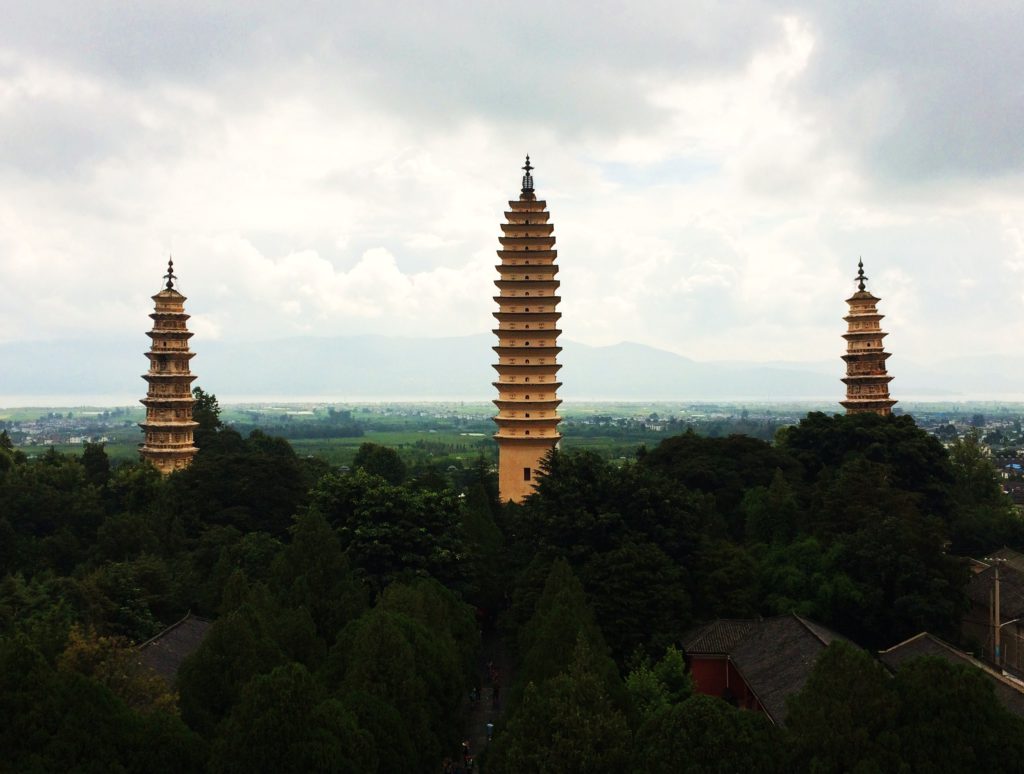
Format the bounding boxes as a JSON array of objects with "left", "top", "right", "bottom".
[{"left": 1, "top": 334, "right": 1017, "bottom": 401}]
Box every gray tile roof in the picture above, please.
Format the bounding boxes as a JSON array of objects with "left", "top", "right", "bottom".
[
  {"left": 682, "top": 614, "right": 846, "bottom": 726},
  {"left": 138, "top": 613, "right": 212, "bottom": 683},
  {"left": 879, "top": 632, "right": 1024, "bottom": 718},
  {"left": 729, "top": 615, "right": 844, "bottom": 726},
  {"left": 681, "top": 619, "right": 759, "bottom": 654}
]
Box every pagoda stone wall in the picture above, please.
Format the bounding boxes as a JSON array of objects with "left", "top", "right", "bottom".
[
  {"left": 140, "top": 262, "right": 199, "bottom": 474},
  {"left": 841, "top": 262, "right": 896, "bottom": 416},
  {"left": 492, "top": 159, "right": 563, "bottom": 502}
]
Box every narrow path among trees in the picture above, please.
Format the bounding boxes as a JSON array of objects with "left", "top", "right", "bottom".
[{"left": 453, "top": 627, "right": 513, "bottom": 772}]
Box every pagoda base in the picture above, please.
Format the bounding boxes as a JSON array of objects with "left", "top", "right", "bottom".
[
  {"left": 497, "top": 437, "right": 559, "bottom": 504},
  {"left": 840, "top": 399, "right": 897, "bottom": 416}
]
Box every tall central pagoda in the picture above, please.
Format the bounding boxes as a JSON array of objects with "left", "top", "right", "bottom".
[
  {"left": 139, "top": 258, "right": 199, "bottom": 474},
  {"left": 492, "top": 156, "right": 563, "bottom": 502},
  {"left": 841, "top": 260, "right": 896, "bottom": 415}
]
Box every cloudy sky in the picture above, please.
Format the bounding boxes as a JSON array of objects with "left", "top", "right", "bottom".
[{"left": 2, "top": 1, "right": 1023, "bottom": 364}]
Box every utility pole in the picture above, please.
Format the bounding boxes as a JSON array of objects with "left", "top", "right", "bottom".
[
  {"left": 987, "top": 556, "right": 1007, "bottom": 666},
  {"left": 995, "top": 561, "right": 1002, "bottom": 665}
]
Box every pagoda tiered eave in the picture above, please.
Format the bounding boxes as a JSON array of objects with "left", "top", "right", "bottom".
[
  {"left": 493, "top": 295, "right": 561, "bottom": 305},
  {"left": 495, "top": 264, "right": 560, "bottom": 276},
  {"left": 491, "top": 328, "right": 563, "bottom": 338},
  {"left": 493, "top": 311, "right": 562, "bottom": 323},
  {"left": 496, "top": 249, "right": 557, "bottom": 260},
  {"left": 508, "top": 199, "right": 546, "bottom": 210},
  {"left": 500, "top": 223, "right": 554, "bottom": 234},
  {"left": 841, "top": 351, "right": 892, "bottom": 363},
  {"left": 493, "top": 399, "right": 563, "bottom": 410},
  {"left": 493, "top": 346, "right": 562, "bottom": 357},
  {"left": 493, "top": 380, "right": 563, "bottom": 391},
  {"left": 497, "top": 237, "right": 555, "bottom": 248}
]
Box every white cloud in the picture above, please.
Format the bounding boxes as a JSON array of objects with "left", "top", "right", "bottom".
[{"left": 1, "top": 3, "right": 1024, "bottom": 377}]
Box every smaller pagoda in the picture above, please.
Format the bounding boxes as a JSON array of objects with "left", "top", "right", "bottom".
[
  {"left": 139, "top": 258, "right": 199, "bottom": 473},
  {"left": 841, "top": 260, "right": 896, "bottom": 416}
]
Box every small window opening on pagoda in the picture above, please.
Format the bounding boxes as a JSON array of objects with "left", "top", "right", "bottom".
[{"left": 523, "top": 467, "right": 531, "bottom": 481}]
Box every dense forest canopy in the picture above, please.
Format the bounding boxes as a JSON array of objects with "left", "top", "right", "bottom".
[{"left": 2, "top": 403, "right": 1024, "bottom": 772}]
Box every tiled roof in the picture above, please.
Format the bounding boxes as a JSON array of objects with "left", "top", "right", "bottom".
[
  {"left": 138, "top": 613, "right": 212, "bottom": 682},
  {"left": 681, "top": 619, "right": 760, "bottom": 654},
  {"left": 729, "top": 615, "right": 845, "bottom": 726},
  {"left": 682, "top": 614, "right": 846, "bottom": 726},
  {"left": 879, "top": 632, "right": 1024, "bottom": 718}
]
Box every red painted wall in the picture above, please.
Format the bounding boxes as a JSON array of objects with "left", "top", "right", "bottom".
[{"left": 689, "top": 656, "right": 763, "bottom": 714}]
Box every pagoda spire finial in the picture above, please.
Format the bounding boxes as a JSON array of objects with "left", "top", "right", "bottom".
[
  {"left": 856, "top": 258, "right": 867, "bottom": 292},
  {"left": 521, "top": 154, "right": 534, "bottom": 194},
  {"left": 164, "top": 256, "right": 177, "bottom": 290}
]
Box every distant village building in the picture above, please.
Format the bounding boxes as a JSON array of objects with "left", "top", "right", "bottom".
[
  {"left": 963, "top": 547, "right": 1024, "bottom": 672},
  {"left": 492, "top": 157, "right": 563, "bottom": 502},
  {"left": 139, "top": 258, "right": 199, "bottom": 474},
  {"left": 841, "top": 260, "right": 896, "bottom": 416}
]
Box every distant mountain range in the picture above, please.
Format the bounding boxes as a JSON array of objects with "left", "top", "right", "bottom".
[{"left": 2, "top": 334, "right": 1022, "bottom": 404}]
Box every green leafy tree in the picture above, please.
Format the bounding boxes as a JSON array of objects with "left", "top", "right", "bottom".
[
  {"left": 642, "top": 430, "right": 800, "bottom": 534},
  {"left": 741, "top": 468, "right": 799, "bottom": 543},
  {"left": 169, "top": 429, "right": 309, "bottom": 537},
  {"left": 891, "top": 656, "right": 1024, "bottom": 771},
  {"left": 106, "top": 461, "right": 166, "bottom": 516},
  {"left": 784, "top": 641, "right": 901, "bottom": 773},
  {"left": 624, "top": 646, "right": 692, "bottom": 726},
  {"left": 378, "top": 577, "right": 479, "bottom": 681},
  {"left": 271, "top": 512, "right": 368, "bottom": 644},
  {"left": 779, "top": 411, "right": 954, "bottom": 524},
  {"left": 690, "top": 537, "right": 758, "bottom": 618},
  {"left": 326, "top": 606, "right": 463, "bottom": 770},
  {"left": 460, "top": 482, "right": 507, "bottom": 613},
  {"left": 78, "top": 554, "right": 181, "bottom": 639},
  {"left": 351, "top": 442, "right": 407, "bottom": 485},
  {"left": 820, "top": 458, "right": 967, "bottom": 646},
  {"left": 192, "top": 386, "right": 223, "bottom": 436},
  {"left": 580, "top": 540, "right": 691, "bottom": 660},
  {"left": 177, "top": 596, "right": 289, "bottom": 735},
  {"left": 81, "top": 442, "right": 111, "bottom": 488},
  {"left": 308, "top": 469, "right": 464, "bottom": 590},
  {"left": 488, "top": 636, "right": 632, "bottom": 774},
  {"left": 947, "top": 431, "right": 1024, "bottom": 553},
  {"left": 515, "top": 558, "right": 621, "bottom": 708},
  {"left": 0, "top": 635, "right": 203, "bottom": 773},
  {"left": 634, "top": 694, "right": 780, "bottom": 774},
  {"left": 210, "top": 663, "right": 376, "bottom": 774}
]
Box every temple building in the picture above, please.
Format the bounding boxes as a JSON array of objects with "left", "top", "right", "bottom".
[
  {"left": 492, "top": 157, "right": 563, "bottom": 502},
  {"left": 841, "top": 260, "right": 896, "bottom": 416},
  {"left": 139, "top": 258, "right": 199, "bottom": 473}
]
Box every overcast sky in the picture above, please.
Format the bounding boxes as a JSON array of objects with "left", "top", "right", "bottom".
[{"left": 2, "top": 1, "right": 1023, "bottom": 364}]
